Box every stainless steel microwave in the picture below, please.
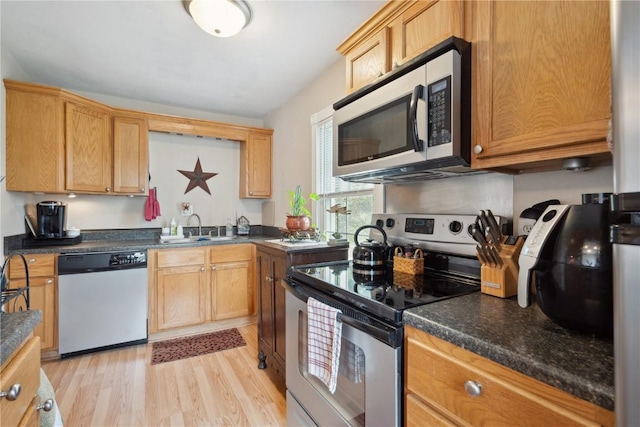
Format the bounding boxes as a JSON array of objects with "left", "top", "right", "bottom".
[{"left": 333, "top": 37, "right": 473, "bottom": 183}]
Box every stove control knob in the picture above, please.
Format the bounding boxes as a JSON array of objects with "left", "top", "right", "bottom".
[
  {"left": 375, "top": 219, "right": 384, "bottom": 228},
  {"left": 385, "top": 218, "right": 395, "bottom": 228},
  {"left": 449, "top": 220, "right": 462, "bottom": 234}
]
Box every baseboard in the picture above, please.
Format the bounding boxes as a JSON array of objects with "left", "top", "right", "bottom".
[{"left": 148, "top": 315, "right": 257, "bottom": 342}]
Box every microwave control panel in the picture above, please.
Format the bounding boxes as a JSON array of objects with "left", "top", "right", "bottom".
[{"left": 427, "top": 75, "right": 452, "bottom": 147}]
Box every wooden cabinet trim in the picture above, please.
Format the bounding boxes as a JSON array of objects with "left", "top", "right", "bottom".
[{"left": 337, "top": 1, "right": 411, "bottom": 55}]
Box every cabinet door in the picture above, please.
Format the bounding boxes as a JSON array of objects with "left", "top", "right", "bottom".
[
  {"left": 156, "top": 265, "right": 208, "bottom": 330},
  {"left": 65, "top": 101, "right": 113, "bottom": 193},
  {"left": 211, "top": 260, "right": 252, "bottom": 320},
  {"left": 257, "top": 252, "right": 274, "bottom": 354},
  {"left": 390, "top": 0, "right": 464, "bottom": 69},
  {"left": 6, "top": 277, "right": 57, "bottom": 352},
  {"left": 241, "top": 132, "right": 272, "bottom": 198},
  {"left": 4, "top": 84, "right": 66, "bottom": 193},
  {"left": 345, "top": 28, "right": 390, "bottom": 93},
  {"left": 472, "top": 1, "right": 611, "bottom": 170},
  {"left": 272, "top": 255, "right": 288, "bottom": 366},
  {"left": 113, "top": 116, "right": 149, "bottom": 194}
]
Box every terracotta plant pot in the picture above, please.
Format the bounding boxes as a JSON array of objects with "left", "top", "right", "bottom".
[{"left": 286, "top": 215, "right": 311, "bottom": 231}]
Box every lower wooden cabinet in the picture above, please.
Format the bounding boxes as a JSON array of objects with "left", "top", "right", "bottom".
[
  {"left": 0, "top": 336, "right": 41, "bottom": 427},
  {"left": 148, "top": 245, "right": 255, "bottom": 333},
  {"left": 7, "top": 254, "right": 57, "bottom": 353},
  {"left": 210, "top": 244, "right": 255, "bottom": 320},
  {"left": 404, "top": 325, "right": 614, "bottom": 427},
  {"left": 156, "top": 264, "right": 208, "bottom": 330},
  {"left": 256, "top": 244, "right": 349, "bottom": 393}
]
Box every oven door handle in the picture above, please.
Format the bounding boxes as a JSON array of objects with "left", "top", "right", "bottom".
[{"left": 283, "top": 279, "right": 403, "bottom": 348}]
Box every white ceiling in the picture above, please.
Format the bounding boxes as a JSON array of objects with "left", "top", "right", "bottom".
[{"left": 1, "top": 0, "right": 386, "bottom": 118}]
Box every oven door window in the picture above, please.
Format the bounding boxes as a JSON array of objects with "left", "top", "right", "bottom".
[
  {"left": 297, "top": 310, "right": 366, "bottom": 426},
  {"left": 337, "top": 94, "right": 412, "bottom": 166}
]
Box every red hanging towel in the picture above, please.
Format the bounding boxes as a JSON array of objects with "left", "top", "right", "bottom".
[
  {"left": 144, "top": 188, "right": 155, "bottom": 221},
  {"left": 153, "top": 187, "right": 161, "bottom": 218}
]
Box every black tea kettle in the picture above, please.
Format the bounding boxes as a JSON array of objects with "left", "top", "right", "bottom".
[{"left": 353, "top": 225, "right": 390, "bottom": 276}]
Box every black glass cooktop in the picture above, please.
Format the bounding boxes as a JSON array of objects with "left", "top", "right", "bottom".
[{"left": 288, "top": 260, "right": 480, "bottom": 324}]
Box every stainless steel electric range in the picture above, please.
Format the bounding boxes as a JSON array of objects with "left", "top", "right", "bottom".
[{"left": 284, "top": 213, "right": 505, "bottom": 427}]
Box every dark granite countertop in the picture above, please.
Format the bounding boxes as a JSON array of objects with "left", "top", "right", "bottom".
[
  {"left": 404, "top": 293, "right": 614, "bottom": 411},
  {"left": 0, "top": 310, "right": 42, "bottom": 365},
  {"left": 4, "top": 226, "right": 347, "bottom": 255}
]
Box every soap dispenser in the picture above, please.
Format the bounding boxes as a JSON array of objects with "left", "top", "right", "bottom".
[{"left": 226, "top": 218, "right": 233, "bottom": 237}]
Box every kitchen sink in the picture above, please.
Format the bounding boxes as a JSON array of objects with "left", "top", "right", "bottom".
[{"left": 159, "top": 235, "right": 239, "bottom": 244}]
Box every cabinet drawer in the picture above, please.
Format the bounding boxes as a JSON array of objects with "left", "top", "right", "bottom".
[
  {"left": 210, "top": 244, "right": 253, "bottom": 263},
  {"left": 156, "top": 248, "right": 205, "bottom": 268},
  {"left": 0, "top": 336, "right": 41, "bottom": 427},
  {"left": 405, "top": 330, "right": 604, "bottom": 427},
  {"left": 8, "top": 254, "right": 55, "bottom": 279},
  {"left": 406, "top": 393, "right": 458, "bottom": 427}
]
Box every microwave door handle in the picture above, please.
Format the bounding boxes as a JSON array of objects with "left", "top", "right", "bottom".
[{"left": 410, "top": 84, "right": 425, "bottom": 152}]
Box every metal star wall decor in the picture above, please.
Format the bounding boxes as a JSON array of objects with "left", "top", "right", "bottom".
[{"left": 177, "top": 157, "right": 218, "bottom": 195}]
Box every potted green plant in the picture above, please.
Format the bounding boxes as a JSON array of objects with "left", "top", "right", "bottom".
[{"left": 286, "top": 185, "right": 319, "bottom": 231}]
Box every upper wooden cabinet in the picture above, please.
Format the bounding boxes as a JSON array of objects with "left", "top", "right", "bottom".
[
  {"left": 5, "top": 79, "right": 272, "bottom": 198},
  {"left": 339, "top": 0, "right": 465, "bottom": 93},
  {"left": 113, "top": 115, "right": 149, "bottom": 194},
  {"left": 471, "top": 0, "right": 612, "bottom": 171},
  {"left": 65, "top": 100, "right": 113, "bottom": 193},
  {"left": 5, "top": 83, "right": 66, "bottom": 193},
  {"left": 240, "top": 131, "right": 272, "bottom": 198},
  {"left": 4, "top": 80, "right": 148, "bottom": 195}
]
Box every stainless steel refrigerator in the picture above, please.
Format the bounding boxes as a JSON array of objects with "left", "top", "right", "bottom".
[{"left": 610, "top": 1, "right": 640, "bottom": 426}]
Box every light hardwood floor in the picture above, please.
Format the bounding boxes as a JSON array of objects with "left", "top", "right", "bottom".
[{"left": 42, "top": 324, "right": 286, "bottom": 426}]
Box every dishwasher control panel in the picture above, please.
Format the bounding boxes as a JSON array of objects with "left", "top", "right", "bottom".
[
  {"left": 110, "top": 252, "right": 146, "bottom": 266},
  {"left": 58, "top": 250, "right": 147, "bottom": 274}
]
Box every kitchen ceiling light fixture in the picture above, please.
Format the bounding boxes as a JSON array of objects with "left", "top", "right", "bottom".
[{"left": 183, "top": 0, "right": 252, "bottom": 38}]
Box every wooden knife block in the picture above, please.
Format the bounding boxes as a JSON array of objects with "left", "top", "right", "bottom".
[{"left": 480, "top": 236, "right": 525, "bottom": 298}]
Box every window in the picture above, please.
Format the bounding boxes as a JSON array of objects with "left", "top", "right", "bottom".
[{"left": 312, "top": 107, "right": 374, "bottom": 244}]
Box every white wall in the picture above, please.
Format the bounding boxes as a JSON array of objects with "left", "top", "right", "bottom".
[{"left": 263, "top": 59, "right": 347, "bottom": 228}]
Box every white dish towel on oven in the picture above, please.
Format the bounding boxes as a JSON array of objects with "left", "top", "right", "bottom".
[{"left": 307, "top": 296, "right": 342, "bottom": 393}]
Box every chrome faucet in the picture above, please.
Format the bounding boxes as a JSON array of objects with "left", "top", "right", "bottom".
[{"left": 186, "top": 213, "right": 202, "bottom": 237}]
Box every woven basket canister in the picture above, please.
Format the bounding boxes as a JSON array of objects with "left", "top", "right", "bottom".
[{"left": 393, "top": 247, "right": 424, "bottom": 276}]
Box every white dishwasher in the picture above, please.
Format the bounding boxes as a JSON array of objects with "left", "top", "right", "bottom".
[{"left": 58, "top": 251, "right": 148, "bottom": 358}]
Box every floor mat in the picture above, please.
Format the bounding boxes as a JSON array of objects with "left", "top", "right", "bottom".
[{"left": 151, "top": 328, "right": 246, "bottom": 365}]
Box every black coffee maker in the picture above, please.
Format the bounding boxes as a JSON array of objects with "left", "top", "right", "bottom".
[
  {"left": 518, "top": 194, "right": 613, "bottom": 337},
  {"left": 36, "top": 201, "right": 67, "bottom": 238}
]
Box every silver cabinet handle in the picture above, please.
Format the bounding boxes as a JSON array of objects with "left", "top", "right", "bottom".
[
  {"left": 46, "top": 279, "right": 53, "bottom": 285},
  {"left": 37, "top": 398, "right": 54, "bottom": 412},
  {"left": 0, "top": 383, "right": 21, "bottom": 401},
  {"left": 392, "top": 61, "right": 399, "bottom": 69},
  {"left": 140, "top": 187, "right": 145, "bottom": 192},
  {"left": 473, "top": 145, "right": 483, "bottom": 155},
  {"left": 106, "top": 187, "right": 111, "bottom": 192},
  {"left": 464, "top": 380, "right": 482, "bottom": 397},
  {"left": 200, "top": 267, "right": 205, "bottom": 272},
  {"left": 29, "top": 258, "right": 36, "bottom": 263},
  {"left": 377, "top": 71, "right": 384, "bottom": 77},
  {"left": 211, "top": 265, "right": 217, "bottom": 271}
]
